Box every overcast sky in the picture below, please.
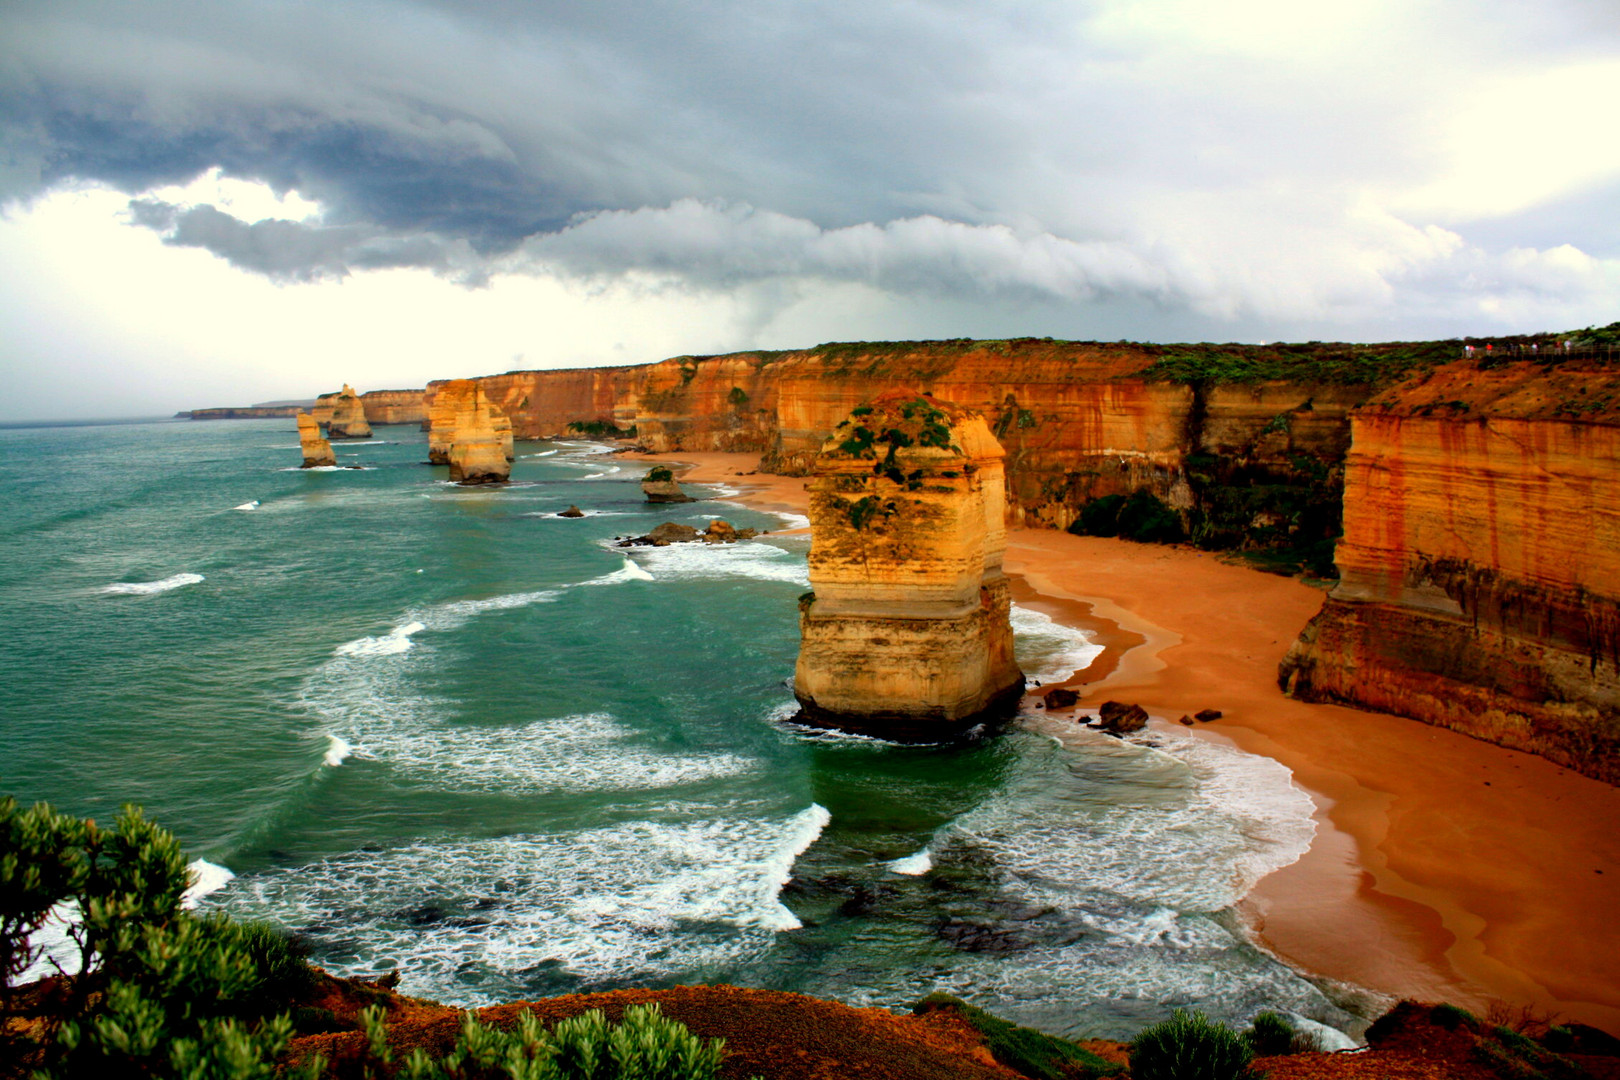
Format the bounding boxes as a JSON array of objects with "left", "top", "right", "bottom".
[{"left": 2, "top": 0, "right": 1618, "bottom": 419}]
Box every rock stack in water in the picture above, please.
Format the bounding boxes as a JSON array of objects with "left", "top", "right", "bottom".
[
  {"left": 427, "top": 379, "right": 514, "bottom": 484},
  {"left": 793, "top": 392, "right": 1024, "bottom": 740},
  {"left": 296, "top": 412, "right": 336, "bottom": 468},
  {"left": 320, "top": 384, "right": 373, "bottom": 439},
  {"left": 641, "top": 466, "right": 694, "bottom": 503}
]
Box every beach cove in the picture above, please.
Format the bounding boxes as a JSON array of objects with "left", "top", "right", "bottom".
[{"left": 650, "top": 449, "right": 1620, "bottom": 1033}]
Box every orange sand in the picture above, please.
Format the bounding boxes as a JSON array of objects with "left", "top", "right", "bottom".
[{"left": 629, "top": 451, "right": 1620, "bottom": 1030}]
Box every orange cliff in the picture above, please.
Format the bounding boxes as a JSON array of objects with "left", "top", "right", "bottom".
[
  {"left": 793, "top": 393, "right": 1024, "bottom": 740},
  {"left": 1280, "top": 358, "right": 1620, "bottom": 783},
  {"left": 445, "top": 341, "right": 1368, "bottom": 531},
  {"left": 360, "top": 388, "right": 427, "bottom": 425},
  {"left": 313, "top": 384, "right": 373, "bottom": 440}
]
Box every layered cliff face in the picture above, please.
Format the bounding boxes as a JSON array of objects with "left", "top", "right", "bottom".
[
  {"left": 1281, "top": 359, "right": 1620, "bottom": 783},
  {"left": 794, "top": 393, "right": 1024, "bottom": 739},
  {"left": 318, "top": 384, "right": 373, "bottom": 440},
  {"left": 360, "top": 389, "right": 426, "bottom": 425},
  {"left": 296, "top": 413, "right": 335, "bottom": 468},
  {"left": 427, "top": 380, "right": 514, "bottom": 484},
  {"left": 448, "top": 341, "right": 1421, "bottom": 565}
]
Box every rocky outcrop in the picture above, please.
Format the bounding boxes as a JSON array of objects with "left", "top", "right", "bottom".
[
  {"left": 793, "top": 393, "right": 1025, "bottom": 740},
  {"left": 641, "top": 467, "right": 694, "bottom": 503},
  {"left": 187, "top": 406, "right": 304, "bottom": 420},
  {"left": 1280, "top": 358, "right": 1620, "bottom": 783},
  {"left": 426, "top": 379, "right": 514, "bottom": 484},
  {"left": 296, "top": 413, "right": 336, "bottom": 468},
  {"left": 618, "top": 520, "right": 757, "bottom": 547},
  {"left": 317, "top": 384, "right": 373, "bottom": 440},
  {"left": 360, "top": 389, "right": 427, "bottom": 425}
]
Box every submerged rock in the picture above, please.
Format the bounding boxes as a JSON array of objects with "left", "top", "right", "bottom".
[
  {"left": 297, "top": 412, "right": 336, "bottom": 468},
  {"left": 618, "top": 519, "right": 757, "bottom": 547},
  {"left": 558, "top": 505, "right": 585, "bottom": 518},
  {"left": 641, "top": 466, "right": 695, "bottom": 503}
]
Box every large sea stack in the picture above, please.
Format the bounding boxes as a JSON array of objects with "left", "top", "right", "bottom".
[
  {"left": 296, "top": 412, "right": 336, "bottom": 468},
  {"left": 1279, "top": 357, "right": 1620, "bottom": 783},
  {"left": 320, "top": 384, "right": 373, "bottom": 440},
  {"left": 793, "top": 393, "right": 1024, "bottom": 740},
  {"left": 428, "top": 379, "right": 514, "bottom": 484}
]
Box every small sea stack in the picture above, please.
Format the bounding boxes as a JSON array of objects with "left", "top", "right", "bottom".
[
  {"left": 428, "top": 379, "right": 514, "bottom": 484},
  {"left": 641, "top": 466, "right": 694, "bottom": 503},
  {"left": 319, "top": 383, "right": 373, "bottom": 440},
  {"left": 296, "top": 412, "right": 336, "bottom": 468},
  {"left": 793, "top": 392, "right": 1024, "bottom": 740}
]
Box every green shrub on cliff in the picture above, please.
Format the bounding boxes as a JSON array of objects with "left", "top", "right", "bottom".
[
  {"left": 1, "top": 795, "right": 319, "bottom": 1079},
  {"left": 1130, "top": 1010, "right": 1256, "bottom": 1080},
  {"left": 1068, "top": 491, "right": 1185, "bottom": 544},
  {"left": 912, "top": 993, "right": 1120, "bottom": 1079}
]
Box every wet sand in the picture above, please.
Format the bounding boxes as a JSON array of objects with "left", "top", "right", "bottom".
[{"left": 629, "top": 450, "right": 1620, "bottom": 1031}]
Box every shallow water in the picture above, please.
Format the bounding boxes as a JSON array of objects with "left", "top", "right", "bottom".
[{"left": 0, "top": 418, "right": 1356, "bottom": 1039}]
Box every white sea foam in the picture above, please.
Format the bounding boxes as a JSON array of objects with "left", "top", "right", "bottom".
[
  {"left": 625, "top": 541, "right": 810, "bottom": 587},
  {"left": 183, "top": 860, "right": 236, "bottom": 907},
  {"left": 103, "top": 572, "right": 204, "bottom": 595},
  {"left": 579, "top": 560, "right": 655, "bottom": 585},
  {"left": 576, "top": 465, "right": 623, "bottom": 480},
  {"left": 233, "top": 500, "right": 260, "bottom": 511},
  {"left": 336, "top": 621, "right": 425, "bottom": 657},
  {"left": 770, "top": 512, "right": 811, "bottom": 532},
  {"left": 342, "top": 712, "right": 755, "bottom": 796},
  {"left": 323, "top": 734, "right": 354, "bottom": 766},
  {"left": 886, "top": 849, "right": 933, "bottom": 875},
  {"left": 207, "top": 804, "right": 828, "bottom": 1001},
  {"left": 1011, "top": 603, "right": 1105, "bottom": 684}
]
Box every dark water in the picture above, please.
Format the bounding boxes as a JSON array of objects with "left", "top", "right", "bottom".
[{"left": 0, "top": 418, "right": 1363, "bottom": 1040}]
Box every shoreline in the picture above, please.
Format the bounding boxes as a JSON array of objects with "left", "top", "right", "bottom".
[{"left": 630, "top": 449, "right": 1620, "bottom": 1032}]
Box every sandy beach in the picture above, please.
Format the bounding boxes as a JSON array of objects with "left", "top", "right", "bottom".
[{"left": 632, "top": 449, "right": 1620, "bottom": 1032}]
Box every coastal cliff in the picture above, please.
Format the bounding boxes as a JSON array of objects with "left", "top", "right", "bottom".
[
  {"left": 1280, "top": 358, "right": 1620, "bottom": 783},
  {"left": 427, "top": 379, "right": 514, "bottom": 483},
  {"left": 360, "top": 388, "right": 427, "bottom": 425},
  {"left": 794, "top": 393, "right": 1024, "bottom": 738}
]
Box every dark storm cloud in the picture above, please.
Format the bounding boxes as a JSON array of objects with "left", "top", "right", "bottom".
[{"left": 3, "top": 0, "right": 1619, "bottom": 331}]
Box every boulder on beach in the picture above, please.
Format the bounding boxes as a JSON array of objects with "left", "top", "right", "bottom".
[
  {"left": 1095, "top": 700, "right": 1149, "bottom": 735},
  {"left": 1178, "top": 714, "right": 1195, "bottom": 726},
  {"left": 1195, "top": 708, "right": 1223, "bottom": 722},
  {"left": 641, "top": 466, "right": 695, "bottom": 504},
  {"left": 1043, "top": 687, "right": 1079, "bottom": 710}
]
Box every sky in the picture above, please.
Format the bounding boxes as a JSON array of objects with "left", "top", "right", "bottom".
[{"left": 2, "top": 0, "right": 1618, "bottom": 420}]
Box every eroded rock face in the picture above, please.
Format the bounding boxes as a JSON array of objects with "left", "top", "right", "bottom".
[
  {"left": 427, "top": 379, "right": 513, "bottom": 484},
  {"left": 641, "top": 467, "right": 694, "bottom": 503},
  {"left": 361, "top": 389, "right": 427, "bottom": 425},
  {"left": 793, "top": 393, "right": 1024, "bottom": 740},
  {"left": 320, "top": 384, "right": 373, "bottom": 440},
  {"left": 1280, "top": 359, "right": 1620, "bottom": 783},
  {"left": 297, "top": 412, "right": 336, "bottom": 468}
]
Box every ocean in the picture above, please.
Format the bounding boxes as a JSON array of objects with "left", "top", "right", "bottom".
[{"left": 0, "top": 417, "right": 1363, "bottom": 1041}]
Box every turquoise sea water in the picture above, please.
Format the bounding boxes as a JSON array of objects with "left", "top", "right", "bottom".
[{"left": 1, "top": 418, "right": 1364, "bottom": 1040}]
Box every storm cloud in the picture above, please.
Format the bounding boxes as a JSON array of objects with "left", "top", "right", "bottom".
[{"left": 4, "top": 0, "right": 1620, "bottom": 345}]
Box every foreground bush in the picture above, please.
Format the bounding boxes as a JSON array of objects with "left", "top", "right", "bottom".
[
  {"left": 1130, "top": 1010, "right": 1255, "bottom": 1080},
  {"left": 912, "top": 993, "right": 1120, "bottom": 1079},
  {"left": 356, "top": 1002, "right": 733, "bottom": 1080}
]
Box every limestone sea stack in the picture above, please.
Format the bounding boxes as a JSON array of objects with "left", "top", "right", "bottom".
[
  {"left": 296, "top": 412, "right": 336, "bottom": 468},
  {"left": 320, "top": 384, "right": 373, "bottom": 439},
  {"left": 793, "top": 393, "right": 1024, "bottom": 740},
  {"left": 641, "top": 466, "right": 694, "bottom": 503},
  {"left": 427, "top": 379, "right": 514, "bottom": 484}
]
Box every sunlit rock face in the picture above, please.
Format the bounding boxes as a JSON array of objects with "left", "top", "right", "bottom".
[
  {"left": 641, "top": 467, "right": 694, "bottom": 503},
  {"left": 317, "top": 384, "right": 373, "bottom": 440},
  {"left": 1281, "top": 359, "right": 1620, "bottom": 783},
  {"left": 427, "top": 379, "right": 513, "bottom": 484},
  {"left": 296, "top": 412, "right": 335, "bottom": 468},
  {"left": 360, "top": 389, "right": 427, "bottom": 425},
  {"left": 794, "top": 393, "right": 1024, "bottom": 740}
]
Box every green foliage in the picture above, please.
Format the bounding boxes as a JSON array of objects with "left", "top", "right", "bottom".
[
  {"left": 1135, "top": 339, "right": 1465, "bottom": 387},
  {"left": 1069, "top": 491, "right": 1184, "bottom": 544},
  {"left": 1130, "top": 1010, "right": 1257, "bottom": 1080},
  {"left": 847, "top": 496, "right": 891, "bottom": 531},
  {"left": 727, "top": 386, "right": 749, "bottom": 408},
  {"left": 1431, "top": 1003, "right": 1480, "bottom": 1031},
  {"left": 361, "top": 1002, "right": 726, "bottom": 1080},
  {"left": 2, "top": 797, "right": 321, "bottom": 1080},
  {"left": 912, "top": 994, "right": 1120, "bottom": 1079},
  {"left": 1243, "top": 1011, "right": 1321, "bottom": 1056},
  {"left": 643, "top": 467, "right": 673, "bottom": 483},
  {"left": 566, "top": 420, "right": 632, "bottom": 438}
]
